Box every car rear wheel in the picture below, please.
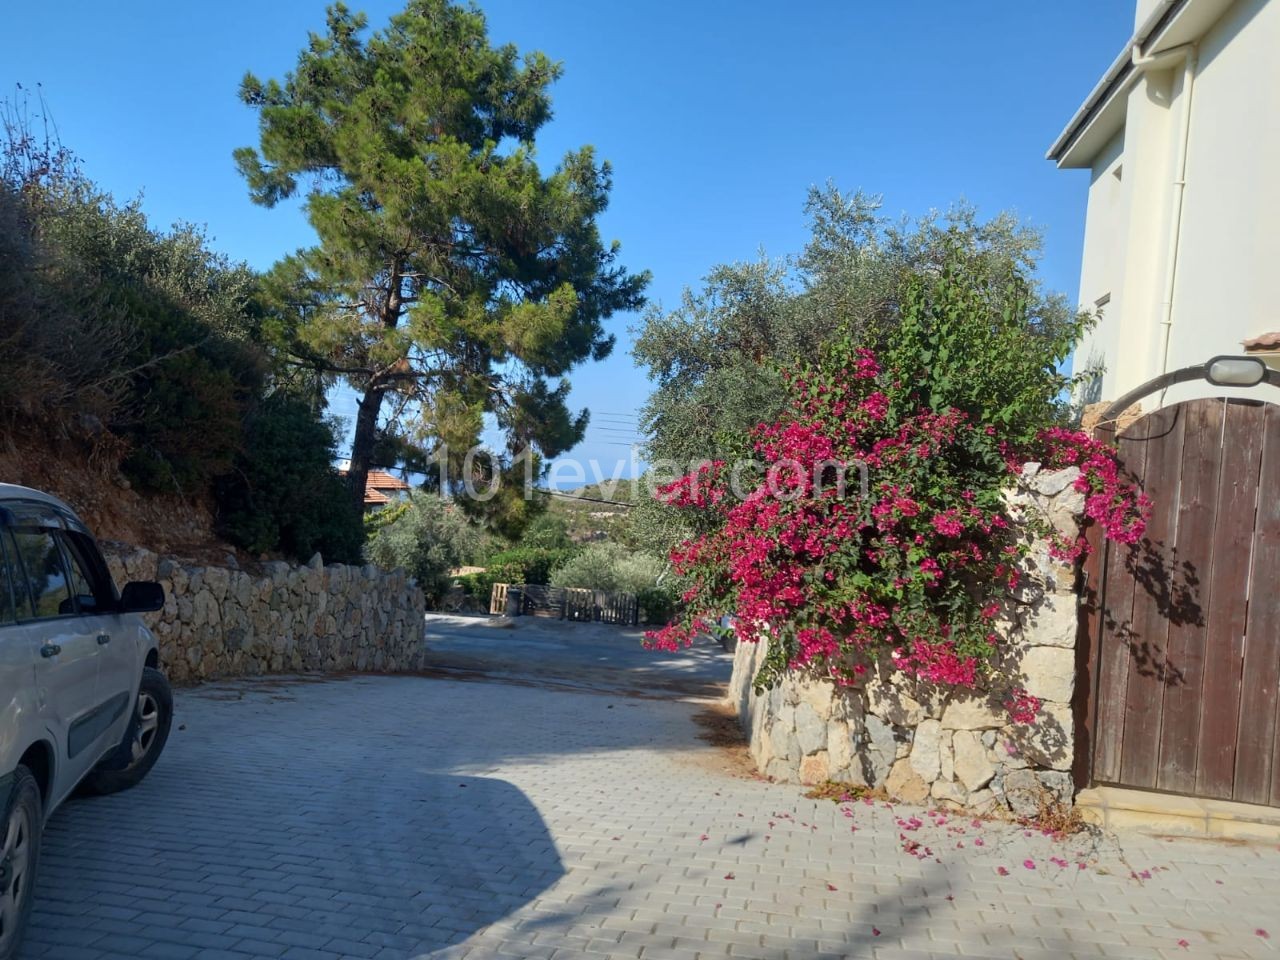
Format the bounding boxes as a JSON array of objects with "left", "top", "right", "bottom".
[
  {"left": 82, "top": 667, "right": 173, "bottom": 796},
  {"left": 0, "top": 766, "right": 41, "bottom": 960}
]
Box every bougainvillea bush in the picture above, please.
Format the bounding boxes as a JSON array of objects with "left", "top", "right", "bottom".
[{"left": 646, "top": 251, "right": 1149, "bottom": 710}]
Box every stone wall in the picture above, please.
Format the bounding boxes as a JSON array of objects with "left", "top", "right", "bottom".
[
  {"left": 103, "top": 545, "right": 426, "bottom": 684},
  {"left": 727, "top": 465, "right": 1085, "bottom": 815}
]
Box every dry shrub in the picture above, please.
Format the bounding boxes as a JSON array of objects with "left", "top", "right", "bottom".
[
  {"left": 804, "top": 780, "right": 878, "bottom": 803},
  {"left": 1021, "top": 791, "right": 1086, "bottom": 839}
]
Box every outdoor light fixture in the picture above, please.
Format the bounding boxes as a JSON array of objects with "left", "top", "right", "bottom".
[
  {"left": 1205, "top": 355, "right": 1268, "bottom": 387},
  {"left": 1099, "top": 354, "right": 1280, "bottom": 424}
]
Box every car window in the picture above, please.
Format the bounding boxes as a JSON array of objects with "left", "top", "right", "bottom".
[
  {"left": 0, "top": 529, "right": 19, "bottom": 625},
  {"left": 9, "top": 528, "right": 74, "bottom": 619},
  {"left": 59, "top": 532, "right": 116, "bottom": 614}
]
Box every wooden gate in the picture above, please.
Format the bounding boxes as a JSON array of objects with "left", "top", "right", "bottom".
[{"left": 1078, "top": 398, "right": 1280, "bottom": 806}]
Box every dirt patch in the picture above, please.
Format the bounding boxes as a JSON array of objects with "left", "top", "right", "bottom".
[
  {"left": 684, "top": 701, "right": 764, "bottom": 780},
  {"left": 0, "top": 435, "right": 238, "bottom": 561}
]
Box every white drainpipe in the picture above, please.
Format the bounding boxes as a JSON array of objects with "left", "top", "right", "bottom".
[{"left": 1131, "top": 42, "right": 1199, "bottom": 379}]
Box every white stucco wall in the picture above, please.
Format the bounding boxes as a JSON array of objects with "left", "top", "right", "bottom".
[
  {"left": 1069, "top": 0, "right": 1280, "bottom": 409},
  {"left": 1158, "top": 0, "right": 1280, "bottom": 405}
]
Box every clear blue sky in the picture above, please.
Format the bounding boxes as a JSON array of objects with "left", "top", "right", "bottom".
[{"left": 6, "top": 0, "right": 1130, "bottom": 483}]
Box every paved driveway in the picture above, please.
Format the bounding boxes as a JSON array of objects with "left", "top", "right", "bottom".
[{"left": 20, "top": 621, "right": 1280, "bottom": 960}]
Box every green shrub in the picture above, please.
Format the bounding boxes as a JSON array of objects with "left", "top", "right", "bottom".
[
  {"left": 2, "top": 110, "right": 269, "bottom": 491},
  {"left": 454, "top": 572, "right": 489, "bottom": 598},
  {"left": 549, "top": 541, "right": 665, "bottom": 595},
  {"left": 366, "top": 491, "right": 488, "bottom": 605},
  {"left": 214, "top": 396, "right": 364, "bottom": 563},
  {"left": 636, "top": 583, "right": 679, "bottom": 625},
  {"left": 482, "top": 546, "right": 579, "bottom": 589},
  {"left": 517, "top": 512, "right": 573, "bottom": 551}
]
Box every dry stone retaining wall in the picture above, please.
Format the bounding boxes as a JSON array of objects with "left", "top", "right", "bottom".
[
  {"left": 102, "top": 545, "right": 426, "bottom": 684},
  {"left": 727, "top": 465, "right": 1085, "bottom": 815}
]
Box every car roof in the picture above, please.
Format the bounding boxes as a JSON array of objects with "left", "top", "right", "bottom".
[{"left": 0, "top": 483, "right": 86, "bottom": 528}]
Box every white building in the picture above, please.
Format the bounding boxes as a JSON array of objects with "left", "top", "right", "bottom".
[{"left": 1050, "top": 0, "right": 1280, "bottom": 407}]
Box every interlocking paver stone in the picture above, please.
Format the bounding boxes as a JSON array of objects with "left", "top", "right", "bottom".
[{"left": 18, "top": 656, "right": 1280, "bottom": 960}]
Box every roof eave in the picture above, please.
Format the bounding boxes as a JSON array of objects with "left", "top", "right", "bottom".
[
  {"left": 1046, "top": 51, "right": 1134, "bottom": 168},
  {"left": 1047, "top": 0, "right": 1194, "bottom": 168}
]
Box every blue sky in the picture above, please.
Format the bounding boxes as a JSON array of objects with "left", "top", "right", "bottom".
[{"left": 7, "top": 0, "right": 1131, "bottom": 484}]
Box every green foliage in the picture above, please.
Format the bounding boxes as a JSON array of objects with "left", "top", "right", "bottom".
[
  {"left": 366, "top": 491, "right": 489, "bottom": 605},
  {"left": 237, "top": 0, "right": 648, "bottom": 514},
  {"left": 635, "top": 583, "right": 679, "bottom": 625},
  {"left": 452, "top": 571, "right": 489, "bottom": 600},
  {"left": 632, "top": 185, "right": 1081, "bottom": 561},
  {"left": 882, "top": 247, "right": 1090, "bottom": 446},
  {"left": 482, "top": 546, "right": 578, "bottom": 589},
  {"left": 543, "top": 479, "right": 635, "bottom": 541},
  {"left": 633, "top": 257, "right": 794, "bottom": 467},
  {"left": 2, "top": 93, "right": 403, "bottom": 564},
  {"left": 363, "top": 499, "right": 409, "bottom": 537},
  {"left": 1, "top": 96, "right": 272, "bottom": 493},
  {"left": 548, "top": 541, "right": 665, "bottom": 595},
  {"left": 518, "top": 512, "right": 573, "bottom": 551},
  {"left": 213, "top": 396, "right": 364, "bottom": 564},
  {"left": 0, "top": 181, "right": 133, "bottom": 427}
]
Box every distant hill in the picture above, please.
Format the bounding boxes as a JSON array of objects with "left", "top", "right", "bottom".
[{"left": 546, "top": 478, "right": 639, "bottom": 541}]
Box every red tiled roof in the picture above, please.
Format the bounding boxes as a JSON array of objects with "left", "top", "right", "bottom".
[
  {"left": 365, "top": 469, "right": 410, "bottom": 491},
  {"left": 338, "top": 467, "right": 411, "bottom": 507}
]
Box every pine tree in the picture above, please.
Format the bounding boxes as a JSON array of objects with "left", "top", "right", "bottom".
[{"left": 236, "top": 0, "right": 647, "bottom": 514}]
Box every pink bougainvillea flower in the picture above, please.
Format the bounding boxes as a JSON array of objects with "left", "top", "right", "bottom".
[
  {"left": 1023, "top": 859, "right": 1036, "bottom": 870},
  {"left": 871, "top": 927, "right": 881, "bottom": 937},
  {"left": 974, "top": 838, "right": 985, "bottom": 847},
  {"left": 723, "top": 872, "right": 735, "bottom": 880},
  {"left": 1257, "top": 929, "right": 1270, "bottom": 939},
  {"left": 699, "top": 834, "right": 709, "bottom": 841},
  {"left": 826, "top": 883, "right": 838, "bottom": 891},
  {"left": 996, "top": 866, "right": 1010, "bottom": 876},
  {"left": 1177, "top": 939, "right": 1190, "bottom": 948},
  {"left": 1049, "top": 857, "right": 1068, "bottom": 868},
  {"left": 646, "top": 344, "right": 1149, "bottom": 727}
]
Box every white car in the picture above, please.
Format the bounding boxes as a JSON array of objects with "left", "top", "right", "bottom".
[{"left": 0, "top": 483, "right": 173, "bottom": 960}]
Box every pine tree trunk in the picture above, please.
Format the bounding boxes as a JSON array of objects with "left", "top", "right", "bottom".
[{"left": 347, "top": 385, "right": 386, "bottom": 516}]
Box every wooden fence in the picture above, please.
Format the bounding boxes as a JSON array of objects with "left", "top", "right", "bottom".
[{"left": 488, "top": 583, "right": 639, "bottom": 625}]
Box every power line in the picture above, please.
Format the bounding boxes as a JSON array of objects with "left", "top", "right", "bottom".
[{"left": 541, "top": 488, "right": 634, "bottom": 507}]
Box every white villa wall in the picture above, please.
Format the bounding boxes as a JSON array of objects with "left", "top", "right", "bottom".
[
  {"left": 1158, "top": 0, "right": 1280, "bottom": 404},
  {"left": 1069, "top": 0, "right": 1280, "bottom": 407}
]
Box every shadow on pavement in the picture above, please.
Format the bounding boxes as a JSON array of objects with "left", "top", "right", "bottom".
[{"left": 26, "top": 747, "right": 564, "bottom": 957}]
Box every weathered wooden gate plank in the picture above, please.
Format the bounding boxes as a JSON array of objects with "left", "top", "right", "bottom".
[
  {"left": 1158, "top": 399, "right": 1226, "bottom": 795},
  {"left": 1119, "top": 405, "right": 1186, "bottom": 789},
  {"left": 1235, "top": 404, "right": 1280, "bottom": 805},
  {"left": 1196, "top": 401, "right": 1264, "bottom": 798},
  {"left": 1093, "top": 416, "right": 1155, "bottom": 784}
]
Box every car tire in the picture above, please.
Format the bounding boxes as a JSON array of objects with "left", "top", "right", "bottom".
[
  {"left": 0, "top": 766, "right": 42, "bottom": 960},
  {"left": 82, "top": 667, "right": 173, "bottom": 796}
]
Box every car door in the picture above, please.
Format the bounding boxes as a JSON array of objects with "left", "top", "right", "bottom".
[
  {"left": 4, "top": 523, "right": 109, "bottom": 794},
  {"left": 0, "top": 529, "right": 35, "bottom": 779},
  {"left": 59, "top": 529, "right": 136, "bottom": 750}
]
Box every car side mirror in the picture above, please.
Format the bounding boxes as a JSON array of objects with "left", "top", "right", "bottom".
[{"left": 119, "top": 581, "right": 165, "bottom": 614}]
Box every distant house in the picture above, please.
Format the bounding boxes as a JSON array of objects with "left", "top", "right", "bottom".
[
  {"left": 1049, "top": 0, "right": 1279, "bottom": 407},
  {"left": 339, "top": 468, "right": 411, "bottom": 513}
]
